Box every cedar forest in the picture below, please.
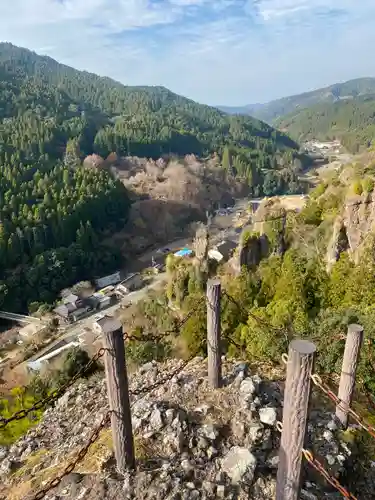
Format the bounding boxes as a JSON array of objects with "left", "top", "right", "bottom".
[{"left": 0, "top": 43, "right": 306, "bottom": 312}]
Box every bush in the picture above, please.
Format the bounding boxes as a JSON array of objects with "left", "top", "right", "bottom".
[
  {"left": 53, "top": 347, "right": 99, "bottom": 387},
  {"left": 127, "top": 338, "right": 171, "bottom": 365},
  {"left": 310, "top": 183, "right": 326, "bottom": 200},
  {"left": 362, "top": 177, "right": 375, "bottom": 193},
  {"left": 299, "top": 201, "right": 323, "bottom": 226},
  {"left": 352, "top": 180, "right": 363, "bottom": 195}
]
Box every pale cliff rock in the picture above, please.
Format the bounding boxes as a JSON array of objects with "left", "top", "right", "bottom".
[{"left": 326, "top": 191, "right": 375, "bottom": 269}]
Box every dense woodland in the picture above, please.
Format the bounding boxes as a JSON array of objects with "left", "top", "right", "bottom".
[
  {"left": 0, "top": 43, "right": 309, "bottom": 311},
  {"left": 220, "top": 77, "right": 375, "bottom": 123},
  {"left": 275, "top": 94, "right": 375, "bottom": 153}
]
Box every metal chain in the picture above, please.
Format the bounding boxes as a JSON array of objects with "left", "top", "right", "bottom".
[
  {"left": 311, "top": 374, "right": 375, "bottom": 440},
  {"left": 129, "top": 351, "right": 198, "bottom": 396},
  {"left": 223, "top": 291, "right": 292, "bottom": 338},
  {"left": 302, "top": 448, "right": 358, "bottom": 499},
  {"left": 125, "top": 300, "right": 203, "bottom": 344},
  {"left": 29, "top": 348, "right": 199, "bottom": 499},
  {"left": 30, "top": 411, "right": 111, "bottom": 500},
  {"left": 0, "top": 347, "right": 107, "bottom": 429},
  {"left": 276, "top": 422, "right": 357, "bottom": 499}
]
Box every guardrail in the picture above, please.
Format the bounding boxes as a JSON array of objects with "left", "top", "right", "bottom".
[{"left": 0, "top": 311, "right": 43, "bottom": 324}]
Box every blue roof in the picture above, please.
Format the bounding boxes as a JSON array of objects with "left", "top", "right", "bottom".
[{"left": 174, "top": 248, "right": 193, "bottom": 257}]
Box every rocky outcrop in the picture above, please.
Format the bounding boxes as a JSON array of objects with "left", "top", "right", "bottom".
[
  {"left": 326, "top": 192, "right": 375, "bottom": 269},
  {"left": 326, "top": 217, "right": 349, "bottom": 272},
  {"left": 230, "top": 233, "right": 266, "bottom": 275},
  {"left": 0, "top": 358, "right": 365, "bottom": 500}
]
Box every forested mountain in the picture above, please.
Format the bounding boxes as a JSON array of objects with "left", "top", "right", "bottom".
[
  {"left": 218, "top": 77, "right": 375, "bottom": 123},
  {"left": 0, "top": 42, "right": 304, "bottom": 312},
  {"left": 0, "top": 43, "right": 297, "bottom": 159},
  {"left": 275, "top": 94, "right": 375, "bottom": 153}
]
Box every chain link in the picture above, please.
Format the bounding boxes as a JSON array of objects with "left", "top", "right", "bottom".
[
  {"left": 129, "top": 352, "right": 197, "bottom": 396},
  {"left": 302, "top": 448, "right": 358, "bottom": 499},
  {"left": 29, "top": 347, "right": 199, "bottom": 499},
  {"left": 311, "top": 374, "right": 375, "bottom": 440},
  {"left": 0, "top": 348, "right": 107, "bottom": 429},
  {"left": 30, "top": 411, "right": 111, "bottom": 500},
  {"left": 124, "top": 300, "right": 203, "bottom": 345}
]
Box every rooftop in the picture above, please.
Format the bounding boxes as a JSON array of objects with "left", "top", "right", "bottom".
[{"left": 95, "top": 315, "right": 122, "bottom": 334}]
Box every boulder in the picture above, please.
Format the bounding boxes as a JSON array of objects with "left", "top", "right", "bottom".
[
  {"left": 221, "top": 446, "right": 257, "bottom": 484},
  {"left": 259, "top": 407, "right": 277, "bottom": 426}
]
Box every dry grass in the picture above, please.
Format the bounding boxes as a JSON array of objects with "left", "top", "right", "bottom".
[{"left": 3, "top": 425, "right": 113, "bottom": 499}]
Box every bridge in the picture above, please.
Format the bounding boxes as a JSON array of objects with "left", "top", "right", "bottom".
[{"left": 0, "top": 311, "right": 44, "bottom": 324}]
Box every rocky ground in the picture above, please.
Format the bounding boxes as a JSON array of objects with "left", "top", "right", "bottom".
[{"left": 0, "top": 357, "right": 367, "bottom": 499}]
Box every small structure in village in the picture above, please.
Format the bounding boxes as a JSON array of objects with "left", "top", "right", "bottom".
[
  {"left": 95, "top": 271, "right": 121, "bottom": 289},
  {"left": 174, "top": 248, "right": 193, "bottom": 258},
  {"left": 115, "top": 273, "right": 143, "bottom": 298},
  {"left": 208, "top": 240, "right": 237, "bottom": 263},
  {"left": 53, "top": 286, "right": 115, "bottom": 323}
]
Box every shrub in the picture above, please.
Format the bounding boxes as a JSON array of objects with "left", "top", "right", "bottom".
[
  {"left": 127, "top": 338, "right": 171, "bottom": 365},
  {"left": 53, "top": 347, "right": 99, "bottom": 387},
  {"left": 310, "top": 183, "right": 326, "bottom": 200},
  {"left": 362, "top": 177, "right": 375, "bottom": 193},
  {"left": 299, "top": 201, "right": 323, "bottom": 226},
  {"left": 352, "top": 180, "right": 363, "bottom": 195}
]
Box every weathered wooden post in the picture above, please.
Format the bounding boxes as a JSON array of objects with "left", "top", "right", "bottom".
[
  {"left": 336, "top": 324, "right": 364, "bottom": 428},
  {"left": 206, "top": 278, "right": 221, "bottom": 388},
  {"left": 100, "top": 316, "right": 135, "bottom": 472},
  {"left": 276, "top": 339, "right": 316, "bottom": 500}
]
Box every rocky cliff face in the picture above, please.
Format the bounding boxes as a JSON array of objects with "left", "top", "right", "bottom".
[
  {"left": 0, "top": 357, "right": 365, "bottom": 500},
  {"left": 326, "top": 193, "right": 375, "bottom": 270}
]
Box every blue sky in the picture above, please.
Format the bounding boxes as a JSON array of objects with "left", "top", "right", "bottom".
[{"left": 1, "top": 0, "right": 375, "bottom": 106}]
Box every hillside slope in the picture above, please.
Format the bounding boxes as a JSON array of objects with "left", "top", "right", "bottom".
[
  {"left": 0, "top": 43, "right": 306, "bottom": 313},
  {"left": 275, "top": 94, "right": 375, "bottom": 153},
  {"left": 218, "top": 77, "right": 375, "bottom": 123},
  {"left": 0, "top": 43, "right": 297, "bottom": 159}
]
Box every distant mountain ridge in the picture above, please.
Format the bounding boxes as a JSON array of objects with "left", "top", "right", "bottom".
[
  {"left": 218, "top": 77, "right": 375, "bottom": 123},
  {"left": 274, "top": 93, "right": 375, "bottom": 154}
]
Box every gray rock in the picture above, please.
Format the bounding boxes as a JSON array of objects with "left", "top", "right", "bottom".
[
  {"left": 266, "top": 452, "right": 279, "bottom": 469},
  {"left": 207, "top": 446, "right": 218, "bottom": 460},
  {"left": 327, "top": 419, "right": 338, "bottom": 431},
  {"left": 221, "top": 446, "right": 257, "bottom": 484},
  {"left": 197, "top": 437, "right": 209, "bottom": 450},
  {"left": 194, "top": 404, "right": 211, "bottom": 416},
  {"left": 301, "top": 489, "right": 319, "bottom": 500},
  {"left": 216, "top": 484, "right": 226, "bottom": 498},
  {"left": 248, "top": 422, "right": 264, "bottom": 443},
  {"left": 181, "top": 459, "right": 193, "bottom": 473},
  {"left": 202, "top": 481, "right": 215, "bottom": 494},
  {"left": 323, "top": 430, "right": 334, "bottom": 442},
  {"left": 199, "top": 424, "right": 218, "bottom": 441},
  {"left": 139, "top": 362, "right": 155, "bottom": 374},
  {"left": 239, "top": 379, "right": 257, "bottom": 398},
  {"left": 259, "top": 407, "right": 277, "bottom": 426},
  {"left": 150, "top": 408, "right": 164, "bottom": 431},
  {"left": 231, "top": 420, "right": 246, "bottom": 441},
  {"left": 0, "top": 458, "right": 19, "bottom": 475},
  {"left": 165, "top": 409, "right": 175, "bottom": 425},
  {"left": 0, "top": 447, "right": 8, "bottom": 461},
  {"left": 233, "top": 371, "right": 245, "bottom": 388}
]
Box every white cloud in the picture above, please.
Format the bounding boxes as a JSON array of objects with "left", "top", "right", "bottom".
[{"left": 1, "top": 0, "right": 375, "bottom": 105}]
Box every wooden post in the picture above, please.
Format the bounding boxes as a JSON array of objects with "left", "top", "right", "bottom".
[
  {"left": 276, "top": 339, "right": 316, "bottom": 500},
  {"left": 206, "top": 278, "right": 221, "bottom": 388},
  {"left": 100, "top": 316, "right": 135, "bottom": 473},
  {"left": 336, "top": 324, "right": 364, "bottom": 429}
]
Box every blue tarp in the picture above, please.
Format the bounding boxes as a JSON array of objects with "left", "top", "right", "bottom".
[{"left": 174, "top": 248, "right": 193, "bottom": 257}]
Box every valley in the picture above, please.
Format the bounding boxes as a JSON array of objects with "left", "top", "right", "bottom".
[{"left": 1, "top": 40, "right": 375, "bottom": 500}]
